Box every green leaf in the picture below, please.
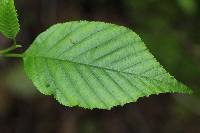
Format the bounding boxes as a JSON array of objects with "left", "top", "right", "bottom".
[
  {"left": 0, "top": 0, "right": 20, "bottom": 39},
  {"left": 23, "top": 21, "right": 192, "bottom": 109}
]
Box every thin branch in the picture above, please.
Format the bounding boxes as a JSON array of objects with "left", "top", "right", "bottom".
[
  {"left": 0, "top": 44, "right": 22, "bottom": 54},
  {"left": 0, "top": 53, "right": 24, "bottom": 58}
]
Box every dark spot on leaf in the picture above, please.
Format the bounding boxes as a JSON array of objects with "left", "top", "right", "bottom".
[
  {"left": 69, "top": 38, "right": 76, "bottom": 44},
  {"left": 45, "top": 84, "right": 50, "bottom": 88}
]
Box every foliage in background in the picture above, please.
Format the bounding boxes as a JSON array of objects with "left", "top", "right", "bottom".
[{"left": 177, "top": 0, "right": 197, "bottom": 15}]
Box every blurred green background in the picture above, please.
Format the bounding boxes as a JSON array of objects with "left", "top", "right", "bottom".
[{"left": 0, "top": 0, "right": 200, "bottom": 133}]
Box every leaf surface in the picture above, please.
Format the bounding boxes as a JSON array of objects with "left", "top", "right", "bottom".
[
  {"left": 0, "top": 0, "right": 20, "bottom": 38},
  {"left": 23, "top": 21, "right": 192, "bottom": 109}
]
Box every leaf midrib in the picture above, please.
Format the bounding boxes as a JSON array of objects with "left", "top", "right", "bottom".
[{"left": 24, "top": 54, "right": 186, "bottom": 89}]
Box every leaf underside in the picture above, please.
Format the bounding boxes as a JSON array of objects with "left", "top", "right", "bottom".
[
  {"left": 23, "top": 21, "right": 192, "bottom": 109},
  {"left": 0, "top": 0, "right": 20, "bottom": 39}
]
